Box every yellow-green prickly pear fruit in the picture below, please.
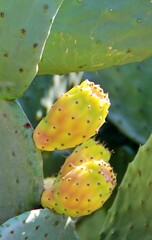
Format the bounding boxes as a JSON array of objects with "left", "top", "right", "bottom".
[
  {"left": 33, "top": 80, "right": 110, "bottom": 151},
  {"left": 58, "top": 139, "right": 111, "bottom": 179},
  {"left": 41, "top": 160, "right": 116, "bottom": 217}
]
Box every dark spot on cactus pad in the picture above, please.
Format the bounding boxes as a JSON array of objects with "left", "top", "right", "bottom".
[
  {"left": 24, "top": 237, "right": 28, "bottom": 240},
  {"left": 58, "top": 108, "right": 62, "bottom": 111},
  {"left": 43, "top": 4, "right": 49, "bottom": 11},
  {"left": 144, "top": 222, "right": 149, "bottom": 228},
  {"left": 65, "top": 196, "right": 68, "bottom": 200},
  {"left": 10, "top": 230, "right": 14, "bottom": 234},
  {"left": 61, "top": 143, "right": 64, "bottom": 146},
  {"left": 87, "top": 120, "right": 90, "bottom": 123},
  {"left": 137, "top": 18, "right": 142, "bottom": 23},
  {"left": 68, "top": 178, "right": 71, "bottom": 181},
  {"left": 12, "top": 151, "right": 16, "bottom": 157},
  {"left": 126, "top": 49, "right": 132, "bottom": 54},
  {"left": 20, "top": 28, "right": 26, "bottom": 37},
  {"left": 71, "top": 116, "right": 75, "bottom": 120},
  {"left": 75, "top": 100, "right": 79, "bottom": 104},
  {"left": 3, "top": 52, "right": 8, "bottom": 57},
  {"left": 87, "top": 210, "right": 91, "bottom": 213},
  {"left": 80, "top": 159, "right": 83, "bottom": 162},
  {"left": 44, "top": 233, "right": 48, "bottom": 238},
  {"left": 137, "top": 169, "right": 141, "bottom": 176},
  {"left": 97, "top": 182, "right": 101, "bottom": 185},
  {"left": 33, "top": 43, "right": 39, "bottom": 48},
  {"left": 88, "top": 198, "right": 91, "bottom": 202},
  {"left": 54, "top": 221, "right": 60, "bottom": 226},
  {"left": 68, "top": 132, "right": 71, "bottom": 136},
  {"left": 83, "top": 135, "right": 86, "bottom": 138},
  {"left": 79, "top": 64, "right": 87, "bottom": 69},
  {"left": 14, "top": 130, "right": 18, "bottom": 134},
  {"left": 55, "top": 203, "right": 58, "bottom": 206},
  {"left": 0, "top": 12, "right": 4, "bottom": 17},
  {"left": 23, "top": 122, "right": 31, "bottom": 128},
  {"left": 76, "top": 182, "right": 79, "bottom": 185},
  {"left": 16, "top": 178, "right": 19, "bottom": 184},
  {"left": 87, "top": 183, "right": 90, "bottom": 186},
  {"left": 129, "top": 224, "right": 134, "bottom": 230},
  {"left": 19, "top": 68, "right": 24, "bottom": 73},
  {"left": 35, "top": 225, "right": 40, "bottom": 230}
]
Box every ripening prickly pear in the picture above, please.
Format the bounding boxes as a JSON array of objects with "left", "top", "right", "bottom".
[
  {"left": 57, "top": 139, "right": 111, "bottom": 179},
  {"left": 33, "top": 80, "right": 110, "bottom": 151},
  {"left": 41, "top": 160, "right": 116, "bottom": 217}
]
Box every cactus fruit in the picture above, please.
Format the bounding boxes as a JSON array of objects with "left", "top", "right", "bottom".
[
  {"left": 0, "top": 209, "right": 79, "bottom": 240},
  {"left": 41, "top": 159, "right": 116, "bottom": 217},
  {"left": 33, "top": 80, "right": 110, "bottom": 151},
  {"left": 38, "top": 0, "right": 152, "bottom": 75},
  {"left": 0, "top": 99, "right": 43, "bottom": 224},
  {"left": 58, "top": 139, "right": 111, "bottom": 179},
  {"left": 100, "top": 134, "right": 152, "bottom": 239},
  {"left": 0, "top": 0, "right": 62, "bottom": 100}
]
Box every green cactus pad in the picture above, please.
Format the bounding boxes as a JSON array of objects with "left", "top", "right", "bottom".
[
  {"left": 42, "top": 160, "right": 116, "bottom": 217},
  {"left": 39, "top": 0, "right": 152, "bottom": 75},
  {"left": 0, "top": 100, "right": 43, "bottom": 224},
  {"left": 84, "top": 56, "right": 152, "bottom": 144},
  {"left": 0, "top": 209, "right": 79, "bottom": 240},
  {"left": 33, "top": 80, "right": 110, "bottom": 151},
  {"left": 100, "top": 134, "right": 152, "bottom": 239},
  {"left": 0, "top": 0, "right": 62, "bottom": 100}
]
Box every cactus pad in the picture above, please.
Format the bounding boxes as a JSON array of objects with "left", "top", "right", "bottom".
[
  {"left": 0, "top": 0, "right": 62, "bottom": 99},
  {"left": 39, "top": 0, "right": 152, "bottom": 75},
  {"left": 42, "top": 159, "right": 116, "bottom": 217},
  {"left": 0, "top": 100, "right": 43, "bottom": 224},
  {"left": 100, "top": 134, "right": 152, "bottom": 239},
  {"left": 33, "top": 80, "right": 110, "bottom": 151},
  {"left": 0, "top": 209, "right": 79, "bottom": 240}
]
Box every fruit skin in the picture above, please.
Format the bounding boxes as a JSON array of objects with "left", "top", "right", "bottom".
[
  {"left": 41, "top": 159, "right": 116, "bottom": 218},
  {"left": 58, "top": 139, "right": 111, "bottom": 179},
  {"left": 33, "top": 80, "right": 110, "bottom": 151}
]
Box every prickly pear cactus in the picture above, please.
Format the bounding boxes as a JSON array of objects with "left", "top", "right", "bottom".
[
  {"left": 39, "top": 0, "right": 152, "bottom": 75},
  {"left": 0, "top": 209, "right": 79, "bottom": 240},
  {"left": 0, "top": 100, "right": 43, "bottom": 224},
  {"left": 33, "top": 80, "right": 110, "bottom": 151},
  {"left": 100, "top": 134, "right": 152, "bottom": 239},
  {"left": 0, "top": 0, "right": 62, "bottom": 100},
  {"left": 58, "top": 139, "right": 111, "bottom": 178},
  {"left": 41, "top": 146, "right": 116, "bottom": 217},
  {"left": 84, "top": 56, "right": 152, "bottom": 144}
]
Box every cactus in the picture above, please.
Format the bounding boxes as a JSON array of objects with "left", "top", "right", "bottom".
[
  {"left": 0, "top": 209, "right": 79, "bottom": 240},
  {"left": 0, "top": 0, "right": 62, "bottom": 100},
  {"left": 58, "top": 139, "right": 111, "bottom": 178},
  {"left": 41, "top": 154, "right": 116, "bottom": 217},
  {"left": 38, "top": 0, "right": 152, "bottom": 75},
  {"left": 33, "top": 80, "right": 110, "bottom": 151},
  {"left": 100, "top": 134, "right": 152, "bottom": 239},
  {"left": 0, "top": 100, "right": 43, "bottom": 224},
  {"left": 84, "top": 56, "right": 152, "bottom": 144}
]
